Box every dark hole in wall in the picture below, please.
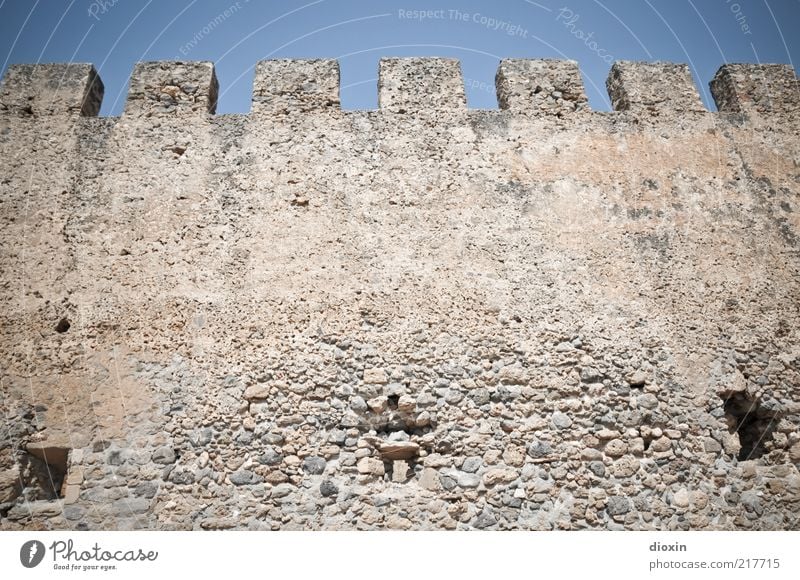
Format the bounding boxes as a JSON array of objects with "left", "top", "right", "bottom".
[
  {"left": 21, "top": 446, "right": 70, "bottom": 500},
  {"left": 374, "top": 424, "right": 434, "bottom": 440},
  {"left": 722, "top": 392, "right": 779, "bottom": 461},
  {"left": 55, "top": 318, "right": 70, "bottom": 333}
]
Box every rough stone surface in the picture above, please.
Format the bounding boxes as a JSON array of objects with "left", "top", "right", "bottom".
[
  {"left": 319, "top": 480, "right": 338, "bottom": 498},
  {"left": 1, "top": 58, "right": 799, "bottom": 531},
  {"left": 151, "top": 447, "right": 176, "bottom": 465},
  {"left": 378, "top": 441, "right": 419, "bottom": 461},
  {"left": 229, "top": 470, "right": 262, "bottom": 486},
  {"left": 356, "top": 458, "right": 385, "bottom": 477},
  {"left": 302, "top": 456, "right": 326, "bottom": 475},
  {"left": 496, "top": 59, "right": 587, "bottom": 115},
  {"left": 607, "top": 61, "right": 704, "bottom": 114},
  {"left": 607, "top": 496, "right": 630, "bottom": 516},
  {"left": 710, "top": 63, "right": 799, "bottom": 115}
]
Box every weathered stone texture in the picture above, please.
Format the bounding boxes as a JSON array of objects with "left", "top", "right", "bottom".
[
  {"left": 606, "top": 60, "right": 704, "bottom": 114},
  {"left": 496, "top": 58, "right": 587, "bottom": 115},
  {"left": 124, "top": 61, "right": 218, "bottom": 116},
  {"left": 0, "top": 63, "right": 102, "bottom": 117},
  {"left": 1, "top": 58, "right": 799, "bottom": 531},
  {"left": 710, "top": 63, "right": 799, "bottom": 115}
]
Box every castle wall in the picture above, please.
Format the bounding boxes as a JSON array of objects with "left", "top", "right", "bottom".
[{"left": 1, "top": 57, "right": 798, "bottom": 530}]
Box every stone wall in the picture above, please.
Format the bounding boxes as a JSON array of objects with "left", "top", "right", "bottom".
[{"left": 0, "top": 57, "right": 798, "bottom": 530}]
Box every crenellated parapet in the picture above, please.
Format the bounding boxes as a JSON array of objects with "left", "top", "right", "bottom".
[
  {"left": 0, "top": 63, "right": 102, "bottom": 117},
  {"left": 1, "top": 55, "right": 799, "bottom": 533},
  {"left": 710, "top": 63, "right": 799, "bottom": 116},
  {"left": 496, "top": 58, "right": 588, "bottom": 116},
  {"left": 1, "top": 58, "right": 796, "bottom": 121},
  {"left": 123, "top": 61, "right": 218, "bottom": 116},
  {"left": 606, "top": 61, "right": 705, "bottom": 115}
]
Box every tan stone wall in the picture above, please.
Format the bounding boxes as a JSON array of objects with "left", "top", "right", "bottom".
[{"left": 1, "top": 58, "right": 798, "bottom": 530}]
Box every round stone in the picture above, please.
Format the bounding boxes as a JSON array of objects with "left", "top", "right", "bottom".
[
  {"left": 303, "top": 456, "right": 327, "bottom": 475},
  {"left": 320, "top": 480, "right": 339, "bottom": 497},
  {"left": 551, "top": 412, "right": 572, "bottom": 429}
]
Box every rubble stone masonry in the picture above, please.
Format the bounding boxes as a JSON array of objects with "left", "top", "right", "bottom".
[{"left": 0, "top": 57, "right": 798, "bottom": 530}]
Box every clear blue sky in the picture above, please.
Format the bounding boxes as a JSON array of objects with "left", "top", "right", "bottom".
[{"left": 0, "top": 0, "right": 797, "bottom": 115}]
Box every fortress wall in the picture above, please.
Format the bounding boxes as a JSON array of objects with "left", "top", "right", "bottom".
[{"left": 1, "top": 58, "right": 798, "bottom": 530}]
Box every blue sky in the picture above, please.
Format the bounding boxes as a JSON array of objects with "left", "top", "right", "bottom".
[{"left": 0, "top": 0, "right": 797, "bottom": 114}]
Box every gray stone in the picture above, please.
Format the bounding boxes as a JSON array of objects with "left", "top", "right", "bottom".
[
  {"left": 439, "top": 473, "right": 458, "bottom": 492},
  {"left": 134, "top": 481, "right": 159, "bottom": 498},
  {"left": 445, "top": 389, "right": 464, "bottom": 405},
  {"left": 606, "top": 496, "right": 630, "bottom": 516},
  {"left": 588, "top": 461, "right": 606, "bottom": 477},
  {"left": 637, "top": 394, "right": 660, "bottom": 409},
  {"left": 5, "top": 505, "right": 29, "bottom": 521},
  {"left": 551, "top": 412, "right": 573, "bottom": 429},
  {"left": 740, "top": 491, "right": 763, "bottom": 515},
  {"left": 461, "top": 456, "right": 482, "bottom": 473},
  {"left": 531, "top": 477, "right": 553, "bottom": 493},
  {"left": 328, "top": 430, "right": 347, "bottom": 445},
  {"left": 470, "top": 388, "right": 491, "bottom": 406},
  {"left": 151, "top": 446, "right": 176, "bottom": 465},
  {"left": 303, "top": 456, "right": 327, "bottom": 475},
  {"left": 170, "top": 470, "right": 195, "bottom": 485},
  {"left": 527, "top": 439, "right": 553, "bottom": 458},
  {"left": 320, "top": 480, "right": 339, "bottom": 497},
  {"left": 416, "top": 393, "right": 437, "bottom": 407},
  {"left": 190, "top": 429, "right": 213, "bottom": 447},
  {"left": 230, "top": 470, "right": 262, "bottom": 486},
  {"left": 580, "top": 366, "right": 602, "bottom": 383},
  {"left": 24, "top": 501, "right": 63, "bottom": 518},
  {"left": 496, "top": 385, "right": 521, "bottom": 403},
  {"left": 258, "top": 448, "right": 283, "bottom": 466},
  {"left": 261, "top": 433, "right": 285, "bottom": 445},
  {"left": 114, "top": 497, "right": 151, "bottom": 515},
  {"left": 63, "top": 504, "right": 86, "bottom": 521},
  {"left": 107, "top": 449, "right": 127, "bottom": 466},
  {"left": 271, "top": 484, "right": 295, "bottom": 499},
  {"left": 473, "top": 510, "right": 497, "bottom": 529},
  {"left": 349, "top": 396, "right": 367, "bottom": 413},
  {"left": 385, "top": 382, "right": 407, "bottom": 397},
  {"left": 457, "top": 472, "right": 481, "bottom": 488}
]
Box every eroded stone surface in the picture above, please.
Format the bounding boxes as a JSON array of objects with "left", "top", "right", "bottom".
[{"left": 1, "top": 58, "right": 799, "bottom": 531}]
